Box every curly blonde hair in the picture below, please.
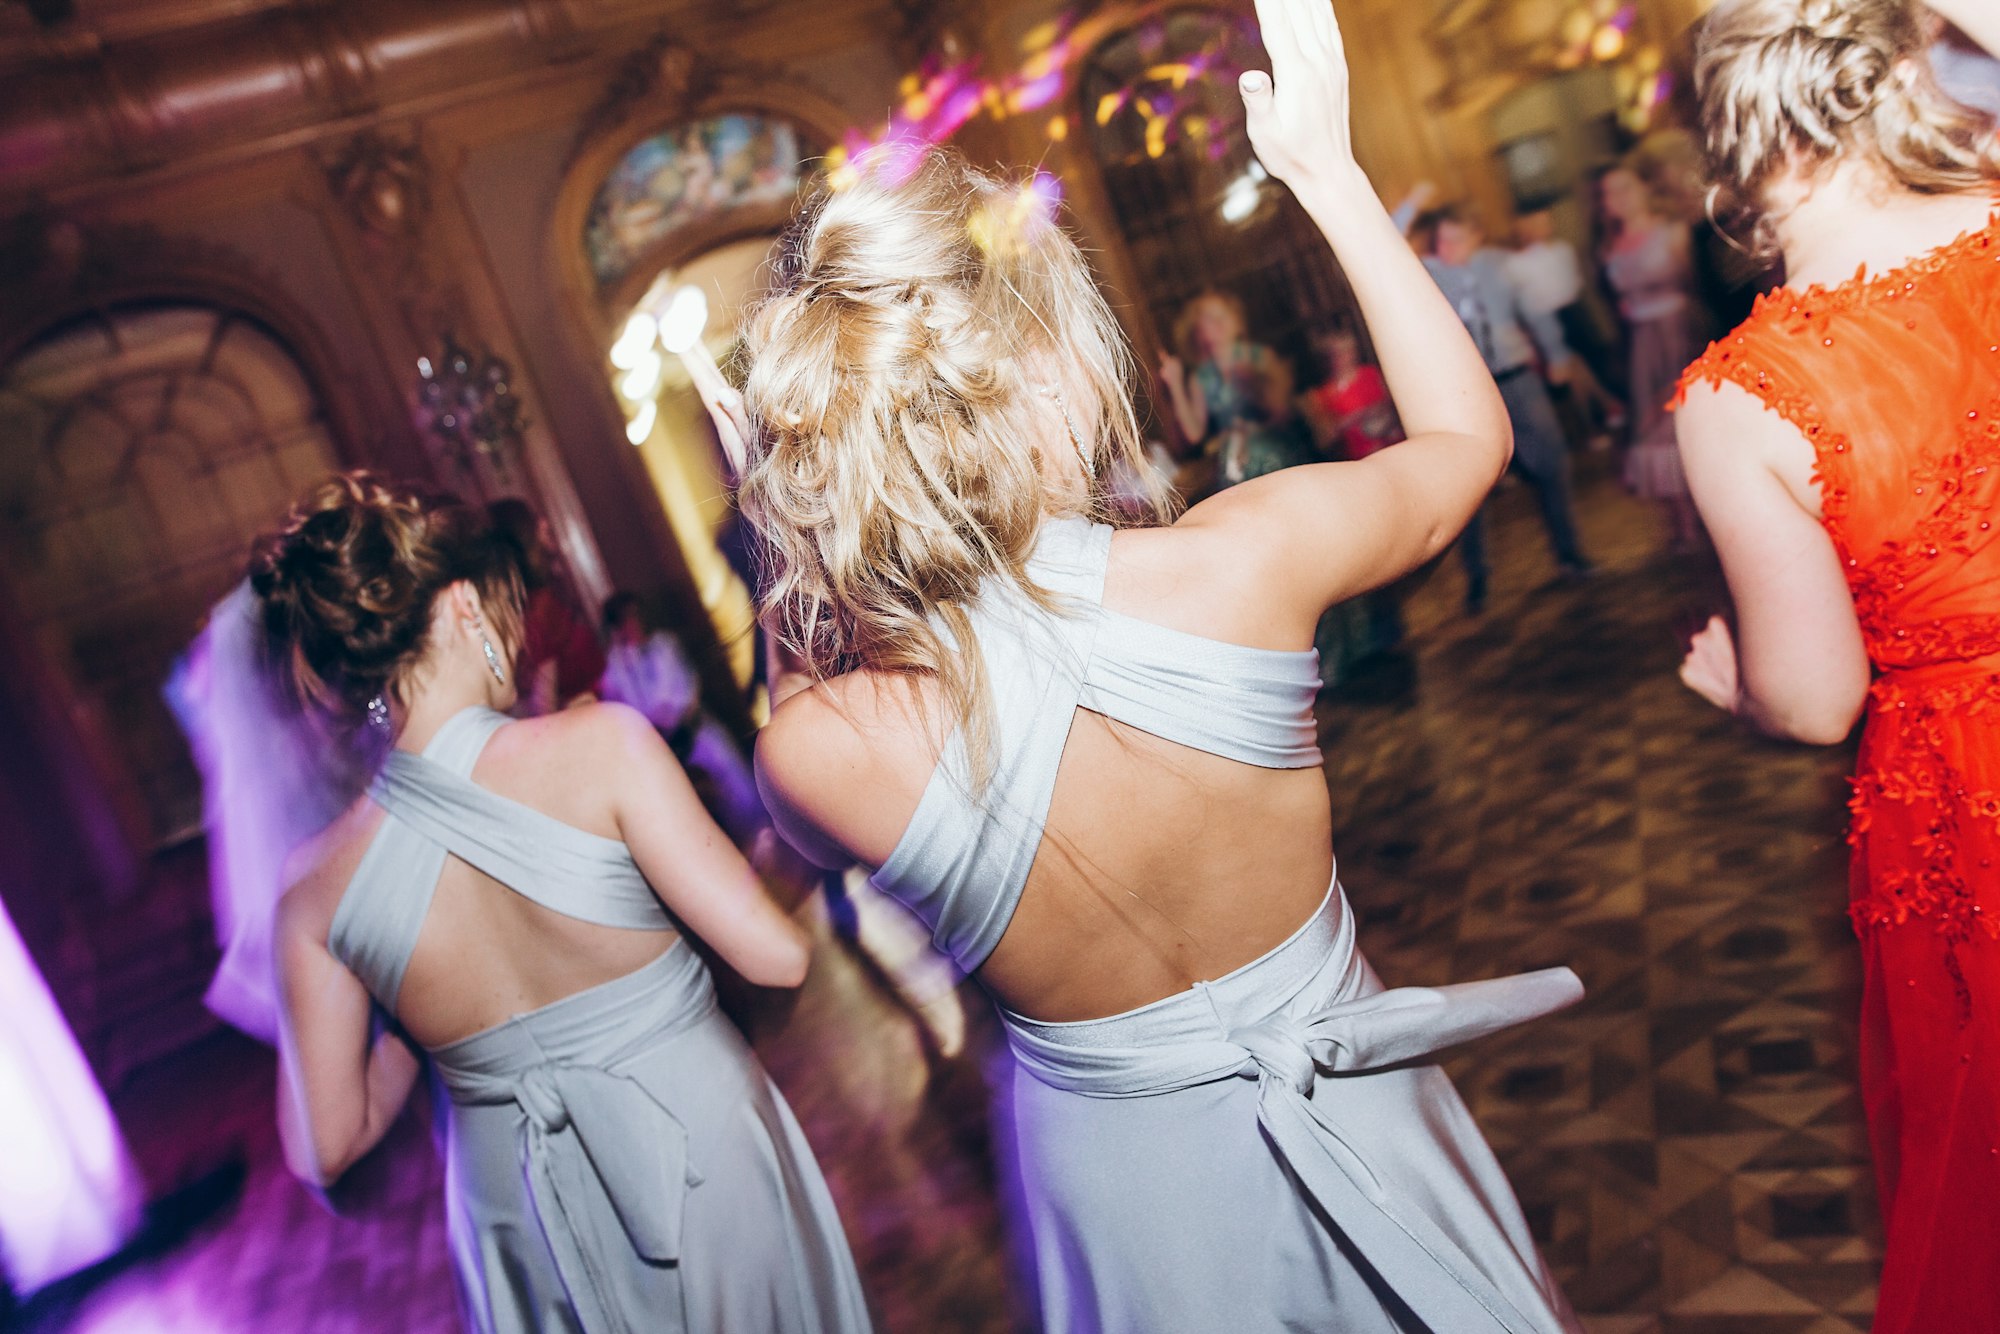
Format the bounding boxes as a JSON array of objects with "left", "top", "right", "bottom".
[
  {"left": 1695, "top": 0, "right": 2000, "bottom": 245},
  {"left": 741, "top": 148, "right": 1174, "bottom": 775}
]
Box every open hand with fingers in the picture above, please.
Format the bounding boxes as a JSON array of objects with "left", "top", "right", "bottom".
[{"left": 1240, "top": 0, "right": 1361, "bottom": 202}]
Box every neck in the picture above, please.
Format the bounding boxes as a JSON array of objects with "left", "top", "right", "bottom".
[
  {"left": 1774, "top": 160, "right": 1900, "bottom": 280},
  {"left": 395, "top": 670, "right": 498, "bottom": 754}
]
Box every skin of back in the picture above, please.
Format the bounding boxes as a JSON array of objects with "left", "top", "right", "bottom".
[
  {"left": 272, "top": 571, "right": 804, "bottom": 1186},
  {"left": 747, "top": 0, "right": 1511, "bottom": 1026}
]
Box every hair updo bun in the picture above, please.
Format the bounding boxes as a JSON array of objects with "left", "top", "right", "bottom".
[
  {"left": 741, "top": 147, "right": 1175, "bottom": 785},
  {"left": 1695, "top": 0, "right": 2000, "bottom": 246},
  {"left": 248, "top": 472, "right": 523, "bottom": 726}
]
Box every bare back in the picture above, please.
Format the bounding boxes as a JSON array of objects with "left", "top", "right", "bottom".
[
  {"left": 284, "top": 709, "right": 678, "bottom": 1051},
  {"left": 763, "top": 517, "right": 1336, "bottom": 1023}
]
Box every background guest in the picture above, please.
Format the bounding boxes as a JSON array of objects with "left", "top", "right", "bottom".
[
  {"left": 1300, "top": 321, "right": 1409, "bottom": 662},
  {"left": 1420, "top": 204, "right": 1594, "bottom": 611},
  {"left": 1600, "top": 161, "right": 1703, "bottom": 551},
  {"left": 598, "top": 592, "right": 763, "bottom": 844},
  {"left": 1506, "top": 206, "right": 1626, "bottom": 447},
  {"left": 486, "top": 497, "right": 605, "bottom": 714},
  {"left": 1156, "top": 290, "right": 1315, "bottom": 490}
]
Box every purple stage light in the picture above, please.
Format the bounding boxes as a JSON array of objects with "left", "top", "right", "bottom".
[{"left": 0, "top": 894, "right": 141, "bottom": 1294}]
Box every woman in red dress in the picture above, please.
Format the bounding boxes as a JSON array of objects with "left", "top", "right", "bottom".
[
  {"left": 1674, "top": 2, "right": 2000, "bottom": 1328},
  {"left": 1301, "top": 322, "right": 1403, "bottom": 461}
]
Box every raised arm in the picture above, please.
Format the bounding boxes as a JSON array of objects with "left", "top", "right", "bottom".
[
  {"left": 1156, "top": 350, "right": 1210, "bottom": 447},
  {"left": 1675, "top": 379, "right": 1870, "bottom": 742},
  {"left": 596, "top": 703, "right": 810, "bottom": 987},
  {"left": 1180, "top": 0, "right": 1510, "bottom": 617}
]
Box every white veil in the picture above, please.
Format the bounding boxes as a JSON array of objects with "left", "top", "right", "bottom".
[{"left": 165, "top": 581, "right": 376, "bottom": 1044}]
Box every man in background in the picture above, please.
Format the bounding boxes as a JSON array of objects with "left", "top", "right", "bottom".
[{"left": 1419, "top": 205, "right": 1595, "bottom": 612}]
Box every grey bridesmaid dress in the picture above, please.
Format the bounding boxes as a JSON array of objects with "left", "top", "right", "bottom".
[
  {"left": 870, "top": 515, "right": 1585, "bottom": 1334},
  {"left": 328, "top": 706, "right": 873, "bottom": 1334}
]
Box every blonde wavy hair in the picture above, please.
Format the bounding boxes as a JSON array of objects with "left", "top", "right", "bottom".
[
  {"left": 1695, "top": 0, "right": 2000, "bottom": 248},
  {"left": 741, "top": 148, "right": 1175, "bottom": 773}
]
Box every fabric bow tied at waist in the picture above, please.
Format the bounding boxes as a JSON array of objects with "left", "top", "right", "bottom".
[
  {"left": 1225, "top": 973, "right": 1582, "bottom": 1095},
  {"left": 510, "top": 1063, "right": 701, "bottom": 1263},
  {"left": 1010, "top": 966, "right": 1585, "bottom": 1334},
  {"left": 444, "top": 1059, "right": 703, "bottom": 1333}
]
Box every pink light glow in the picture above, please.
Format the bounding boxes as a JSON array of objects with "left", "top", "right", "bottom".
[
  {"left": 0, "top": 893, "right": 141, "bottom": 1294},
  {"left": 832, "top": 13, "right": 1091, "bottom": 180}
]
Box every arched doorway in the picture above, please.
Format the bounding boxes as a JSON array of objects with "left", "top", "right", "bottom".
[
  {"left": 580, "top": 112, "right": 811, "bottom": 702},
  {"left": 0, "top": 304, "right": 342, "bottom": 849}
]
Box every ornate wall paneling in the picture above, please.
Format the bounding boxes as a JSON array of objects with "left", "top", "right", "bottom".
[
  {"left": 0, "top": 223, "right": 357, "bottom": 1080},
  {"left": 309, "top": 123, "right": 589, "bottom": 527},
  {"left": 0, "top": 0, "right": 916, "bottom": 205}
]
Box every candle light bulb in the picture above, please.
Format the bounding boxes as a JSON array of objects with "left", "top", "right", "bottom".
[
  {"left": 610, "top": 312, "right": 659, "bottom": 369},
  {"left": 626, "top": 398, "right": 657, "bottom": 445},
  {"left": 659, "top": 286, "right": 710, "bottom": 356}
]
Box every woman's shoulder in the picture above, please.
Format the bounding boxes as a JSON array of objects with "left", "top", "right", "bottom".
[
  {"left": 758, "top": 672, "right": 941, "bottom": 870},
  {"left": 276, "top": 794, "right": 384, "bottom": 945},
  {"left": 761, "top": 673, "right": 938, "bottom": 779},
  {"left": 485, "top": 700, "right": 662, "bottom": 776}
]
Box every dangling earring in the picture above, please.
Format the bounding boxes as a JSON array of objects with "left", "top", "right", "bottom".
[
  {"left": 475, "top": 618, "right": 507, "bottom": 685},
  {"left": 1042, "top": 385, "right": 1095, "bottom": 481},
  {"left": 366, "top": 694, "right": 391, "bottom": 731}
]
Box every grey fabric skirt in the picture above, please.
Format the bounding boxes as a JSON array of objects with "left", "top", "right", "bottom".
[{"left": 1004, "top": 880, "right": 1584, "bottom": 1334}]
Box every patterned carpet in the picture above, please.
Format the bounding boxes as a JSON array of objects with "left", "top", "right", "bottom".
[
  {"left": 1328, "top": 465, "right": 1873, "bottom": 1333},
  {"left": 15, "top": 465, "right": 1875, "bottom": 1333}
]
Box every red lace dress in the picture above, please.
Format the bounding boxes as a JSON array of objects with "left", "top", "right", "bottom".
[{"left": 1679, "top": 212, "right": 2000, "bottom": 1334}]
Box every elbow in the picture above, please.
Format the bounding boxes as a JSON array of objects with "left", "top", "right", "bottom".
[
  {"left": 1760, "top": 688, "right": 1865, "bottom": 747},
  {"left": 1776, "top": 708, "right": 1861, "bottom": 747},
  {"left": 285, "top": 1137, "right": 352, "bottom": 1191},
  {"left": 745, "top": 924, "right": 812, "bottom": 990}
]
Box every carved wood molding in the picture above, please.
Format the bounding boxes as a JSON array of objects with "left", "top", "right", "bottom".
[
  {"left": 315, "top": 125, "right": 469, "bottom": 346},
  {"left": 564, "top": 31, "right": 709, "bottom": 173}
]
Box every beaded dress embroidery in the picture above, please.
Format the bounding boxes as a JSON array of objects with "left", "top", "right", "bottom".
[{"left": 1676, "top": 206, "right": 2000, "bottom": 1334}]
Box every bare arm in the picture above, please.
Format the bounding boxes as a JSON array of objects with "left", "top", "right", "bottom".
[
  {"left": 1929, "top": 0, "right": 2000, "bottom": 58},
  {"left": 600, "top": 704, "right": 810, "bottom": 986},
  {"left": 1183, "top": 0, "right": 1510, "bottom": 618},
  {"left": 1675, "top": 380, "right": 1870, "bottom": 742},
  {"left": 1156, "top": 353, "right": 1209, "bottom": 446},
  {"left": 274, "top": 894, "right": 421, "bottom": 1188}
]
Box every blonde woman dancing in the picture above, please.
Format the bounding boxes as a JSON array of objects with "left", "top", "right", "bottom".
[{"left": 709, "top": 1, "right": 1586, "bottom": 1329}]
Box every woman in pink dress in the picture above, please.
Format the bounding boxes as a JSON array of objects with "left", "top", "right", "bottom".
[{"left": 1600, "top": 163, "right": 1704, "bottom": 549}]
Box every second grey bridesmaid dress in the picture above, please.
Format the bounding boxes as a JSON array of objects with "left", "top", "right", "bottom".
[
  {"left": 870, "top": 515, "right": 1585, "bottom": 1334},
  {"left": 329, "top": 706, "right": 872, "bottom": 1334}
]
